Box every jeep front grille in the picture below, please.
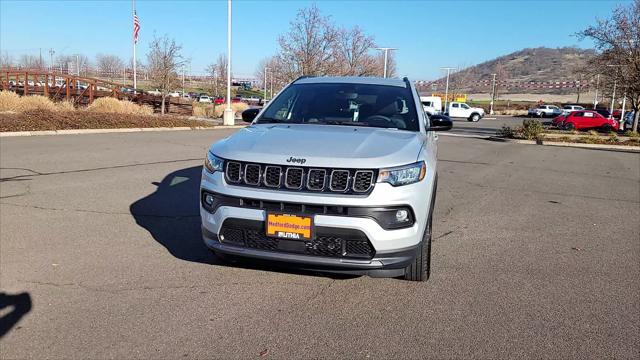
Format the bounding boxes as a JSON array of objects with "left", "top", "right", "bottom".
[{"left": 223, "top": 161, "right": 376, "bottom": 194}]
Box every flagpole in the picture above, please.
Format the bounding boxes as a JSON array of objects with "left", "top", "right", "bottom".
[{"left": 132, "top": 0, "right": 137, "bottom": 90}]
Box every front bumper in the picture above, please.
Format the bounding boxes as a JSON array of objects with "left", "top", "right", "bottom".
[
  {"left": 202, "top": 227, "right": 418, "bottom": 277},
  {"left": 199, "top": 168, "right": 434, "bottom": 274}
]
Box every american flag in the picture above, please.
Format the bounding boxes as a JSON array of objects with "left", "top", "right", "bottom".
[{"left": 133, "top": 11, "right": 140, "bottom": 44}]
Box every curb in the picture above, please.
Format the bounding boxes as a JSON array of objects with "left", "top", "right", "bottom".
[
  {"left": 0, "top": 125, "right": 247, "bottom": 137},
  {"left": 488, "top": 136, "right": 640, "bottom": 153}
]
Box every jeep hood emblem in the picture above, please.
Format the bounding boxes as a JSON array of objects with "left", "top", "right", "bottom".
[{"left": 286, "top": 157, "right": 306, "bottom": 164}]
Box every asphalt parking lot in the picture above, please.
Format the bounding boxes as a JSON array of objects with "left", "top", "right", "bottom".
[{"left": 1, "top": 128, "right": 639, "bottom": 358}]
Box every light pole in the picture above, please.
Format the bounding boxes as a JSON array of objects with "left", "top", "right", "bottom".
[
  {"left": 264, "top": 67, "right": 269, "bottom": 101},
  {"left": 441, "top": 67, "right": 456, "bottom": 113},
  {"left": 607, "top": 64, "right": 623, "bottom": 115},
  {"left": 48, "top": 48, "right": 55, "bottom": 72},
  {"left": 593, "top": 74, "right": 600, "bottom": 109},
  {"left": 489, "top": 73, "right": 497, "bottom": 115},
  {"left": 375, "top": 47, "right": 397, "bottom": 78},
  {"left": 222, "top": 0, "right": 234, "bottom": 125}
]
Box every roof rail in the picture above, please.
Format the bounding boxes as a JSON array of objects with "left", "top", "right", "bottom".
[{"left": 293, "top": 75, "right": 314, "bottom": 83}]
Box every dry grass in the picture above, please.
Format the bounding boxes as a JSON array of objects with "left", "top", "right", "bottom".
[
  {"left": 192, "top": 102, "right": 249, "bottom": 118},
  {"left": 0, "top": 110, "right": 215, "bottom": 132},
  {"left": 86, "top": 97, "right": 153, "bottom": 115},
  {"left": 0, "top": 91, "right": 153, "bottom": 116},
  {"left": 495, "top": 109, "right": 528, "bottom": 116},
  {"left": 0, "top": 91, "right": 66, "bottom": 112}
]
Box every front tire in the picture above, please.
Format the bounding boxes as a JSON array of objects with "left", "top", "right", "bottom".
[
  {"left": 404, "top": 176, "right": 436, "bottom": 282},
  {"left": 404, "top": 211, "right": 432, "bottom": 281},
  {"left": 468, "top": 113, "right": 481, "bottom": 122},
  {"left": 564, "top": 122, "right": 575, "bottom": 131}
]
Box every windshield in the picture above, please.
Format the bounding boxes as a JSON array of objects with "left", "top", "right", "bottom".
[{"left": 256, "top": 83, "right": 420, "bottom": 131}]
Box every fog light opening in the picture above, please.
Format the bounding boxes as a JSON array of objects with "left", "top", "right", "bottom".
[
  {"left": 204, "top": 193, "right": 214, "bottom": 206},
  {"left": 395, "top": 209, "right": 409, "bottom": 223}
]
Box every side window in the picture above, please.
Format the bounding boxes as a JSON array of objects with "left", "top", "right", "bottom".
[
  {"left": 452, "top": 103, "right": 459, "bottom": 108},
  {"left": 461, "top": 104, "right": 470, "bottom": 109},
  {"left": 584, "top": 112, "right": 594, "bottom": 118},
  {"left": 574, "top": 112, "right": 584, "bottom": 117}
]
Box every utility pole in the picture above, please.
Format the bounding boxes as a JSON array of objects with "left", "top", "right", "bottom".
[
  {"left": 270, "top": 71, "right": 273, "bottom": 100},
  {"left": 222, "top": 0, "right": 234, "bottom": 125},
  {"left": 489, "top": 73, "right": 497, "bottom": 115},
  {"left": 263, "top": 67, "right": 269, "bottom": 101},
  {"left": 441, "top": 67, "right": 456, "bottom": 113},
  {"left": 375, "top": 47, "right": 397, "bottom": 78}
]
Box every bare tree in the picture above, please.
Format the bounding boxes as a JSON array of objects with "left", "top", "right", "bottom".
[
  {"left": 206, "top": 54, "right": 227, "bottom": 97},
  {"left": 375, "top": 51, "right": 397, "bottom": 78},
  {"left": 0, "top": 52, "right": 13, "bottom": 68},
  {"left": 578, "top": 0, "right": 640, "bottom": 131},
  {"left": 255, "top": 56, "right": 291, "bottom": 98},
  {"left": 18, "top": 54, "right": 44, "bottom": 69},
  {"left": 493, "top": 61, "right": 511, "bottom": 100},
  {"left": 278, "top": 4, "right": 339, "bottom": 80},
  {"left": 96, "top": 54, "right": 124, "bottom": 81},
  {"left": 147, "top": 35, "right": 185, "bottom": 115},
  {"left": 335, "top": 26, "right": 377, "bottom": 76}
]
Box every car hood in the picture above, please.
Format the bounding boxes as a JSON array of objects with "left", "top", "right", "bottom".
[{"left": 211, "top": 124, "right": 424, "bottom": 168}]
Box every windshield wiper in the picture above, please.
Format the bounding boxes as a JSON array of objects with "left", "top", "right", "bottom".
[
  {"left": 317, "top": 120, "right": 369, "bottom": 126},
  {"left": 256, "top": 118, "right": 288, "bottom": 124}
]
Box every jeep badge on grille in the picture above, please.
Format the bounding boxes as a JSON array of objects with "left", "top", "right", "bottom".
[{"left": 286, "top": 157, "right": 306, "bottom": 164}]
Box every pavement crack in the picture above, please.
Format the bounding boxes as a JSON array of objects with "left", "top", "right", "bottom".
[
  {"left": 21, "top": 279, "right": 203, "bottom": 294},
  {"left": 0, "top": 201, "right": 199, "bottom": 218},
  {"left": 0, "top": 158, "right": 202, "bottom": 182},
  {"left": 461, "top": 179, "right": 640, "bottom": 204},
  {"left": 306, "top": 280, "right": 335, "bottom": 302}
]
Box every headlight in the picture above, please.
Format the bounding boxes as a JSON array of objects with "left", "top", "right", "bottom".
[
  {"left": 204, "top": 152, "right": 224, "bottom": 174},
  {"left": 377, "top": 161, "right": 426, "bottom": 186}
]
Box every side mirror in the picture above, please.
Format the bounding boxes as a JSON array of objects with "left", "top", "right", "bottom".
[
  {"left": 242, "top": 108, "right": 260, "bottom": 122},
  {"left": 427, "top": 114, "right": 453, "bottom": 131}
]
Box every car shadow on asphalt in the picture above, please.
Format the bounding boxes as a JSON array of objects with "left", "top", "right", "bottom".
[
  {"left": 0, "top": 292, "right": 32, "bottom": 338},
  {"left": 129, "top": 165, "right": 356, "bottom": 280}
]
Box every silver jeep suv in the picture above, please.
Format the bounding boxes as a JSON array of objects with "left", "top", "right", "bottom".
[{"left": 200, "top": 76, "right": 452, "bottom": 281}]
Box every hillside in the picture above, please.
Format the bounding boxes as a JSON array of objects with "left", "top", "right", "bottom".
[{"left": 429, "top": 47, "right": 597, "bottom": 94}]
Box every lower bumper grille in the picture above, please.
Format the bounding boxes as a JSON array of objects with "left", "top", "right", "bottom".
[{"left": 219, "top": 219, "right": 375, "bottom": 259}]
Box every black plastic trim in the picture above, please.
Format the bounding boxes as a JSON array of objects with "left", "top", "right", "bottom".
[{"left": 200, "top": 191, "right": 416, "bottom": 230}]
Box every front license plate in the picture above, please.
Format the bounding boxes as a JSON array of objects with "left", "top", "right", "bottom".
[{"left": 266, "top": 213, "right": 313, "bottom": 241}]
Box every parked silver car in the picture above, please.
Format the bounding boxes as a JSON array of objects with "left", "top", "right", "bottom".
[
  {"left": 528, "top": 105, "right": 563, "bottom": 118},
  {"left": 200, "top": 76, "right": 452, "bottom": 281}
]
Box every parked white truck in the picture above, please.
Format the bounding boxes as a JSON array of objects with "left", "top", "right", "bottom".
[
  {"left": 446, "top": 102, "right": 485, "bottom": 122},
  {"left": 420, "top": 96, "right": 442, "bottom": 116}
]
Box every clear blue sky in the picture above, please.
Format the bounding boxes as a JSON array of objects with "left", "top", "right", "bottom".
[{"left": 0, "top": 0, "right": 629, "bottom": 80}]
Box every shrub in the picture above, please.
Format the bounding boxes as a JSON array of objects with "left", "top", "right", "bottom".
[
  {"left": 0, "top": 91, "right": 66, "bottom": 112},
  {"left": 521, "top": 119, "right": 544, "bottom": 140},
  {"left": 0, "top": 91, "right": 22, "bottom": 112},
  {"left": 192, "top": 102, "right": 249, "bottom": 118},
  {"left": 86, "top": 97, "right": 153, "bottom": 115},
  {"left": 588, "top": 130, "right": 599, "bottom": 137},
  {"left": 608, "top": 132, "right": 619, "bottom": 143},
  {"left": 496, "top": 125, "right": 514, "bottom": 138},
  {"left": 624, "top": 130, "right": 640, "bottom": 138}
]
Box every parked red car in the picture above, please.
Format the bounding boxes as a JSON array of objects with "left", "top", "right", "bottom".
[
  {"left": 552, "top": 114, "right": 567, "bottom": 128},
  {"left": 214, "top": 97, "right": 225, "bottom": 105},
  {"left": 562, "top": 110, "right": 619, "bottom": 131}
]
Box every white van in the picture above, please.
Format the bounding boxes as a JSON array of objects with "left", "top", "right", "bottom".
[{"left": 420, "top": 96, "right": 442, "bottom": 116}]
